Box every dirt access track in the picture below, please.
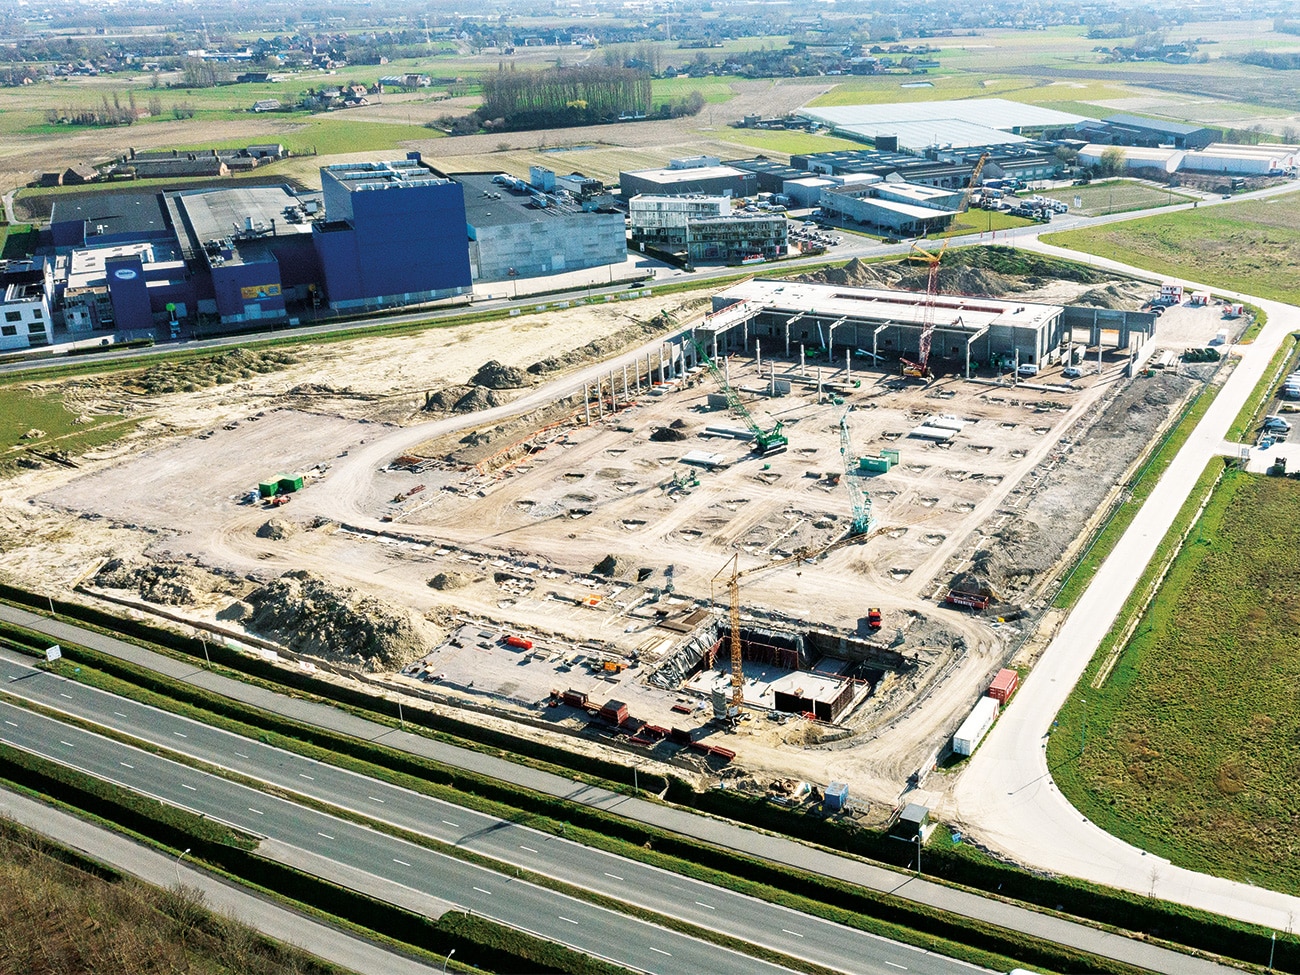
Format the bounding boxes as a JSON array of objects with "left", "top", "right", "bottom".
[{"left": 6, "top": 272, "right": 1234, "bottom": 808}]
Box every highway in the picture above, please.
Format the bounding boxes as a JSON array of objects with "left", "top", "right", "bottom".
[
  {"left": 0, "top": 611, "right": 1238, "bottom": 975},
  {"left": 952, "top": 238, "right": 1300, "bottom": 932},
  {"left": 0, "top": 646, "right": 990, "bottom": 975}
]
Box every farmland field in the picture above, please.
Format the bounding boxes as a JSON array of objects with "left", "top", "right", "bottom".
[
  {"left": 1039, "top": 180, "right": 1195, "bottom": 217},
  {"left": 1043, "top": 193, "right": 1300, "bottom": 302},
  {"left": 1048, "top": 471, "right": 1300, "bottom": 894}
]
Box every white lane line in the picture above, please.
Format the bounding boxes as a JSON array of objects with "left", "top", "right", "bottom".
[
  {"left": 119, "top": 762, "right": 134, "bottom": 769},
  {"left": 781, "top": 929, "right": 804, "bottom": 938},
  {"left": 248, "top": 807, "right": 264, "bottom": 815},
  {"left": 235, "top": 752, "right": 250, "bottom": 759},
  {"left": 558, "top": 916, "right": 579, "bottom": 925},
  {"left": 59, "top": 741, "right": 75, "bottom": 748},
  {"left": 299, "top": 773, "right": 314, "bottom": 781},
  {"left": 173, "top": 731, "right": 187, "bottom": 738},
  {"left": 519, "top": 845, "right": 538, "bottom": 853},
  {"left": 473, "top": 886, "right": 492, "bottom": 895},
  {"left": 317, "top": 832, "right": 334, "bottom": 840},
  {"left": 694, "top": 901, "right": 714, "bottom": 910},
  {"left": 604, "top": 872, "right": 623, "bottom": 881},
  {"left": 59, "top": 693, "right": 72, "bottom": 699},
  {"left": 442, "top": 820, "right": 460, "bottom": 828},
  {"left": 114, "top": 712, "right": 127, "bottom": 718},
  {"left": 649, "top": 947, "right": 671, "bottom": 956},
  {"left": 3, "top": 720, "right": 17, "bottom": 727},
  {"left": 181, "top": 784, "right": 197, "bottom": 791},
  {"left": 368, "top": 796, "right": 385, "bottom": 804},
  {"left": 885, "top": 963, "right": 907, "bottom": 971},
  {"left": 393, "top": 858, "right": 411, "bottom": 867}
]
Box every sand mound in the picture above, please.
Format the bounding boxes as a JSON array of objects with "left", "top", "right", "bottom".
[
  {"left": 650, "top": 426, "right": 688, "bottom": 442},
  {"left": 428, "top": 571, "right": 473, "bottom": 590},
  {"left": 244, "top": 570, "right": 438, "bottom": 672},
  {"left": 472, "top": 360, "right": 531, "bottom": 389},
  {"left": 255, "top": 518, "right": 298, "bottom": 540},
  {"left": 95, "top": 559, "right": 243, "bottom": 606},
  {"left": 592, "top": 554, "right": 629, "bottom": 577}
]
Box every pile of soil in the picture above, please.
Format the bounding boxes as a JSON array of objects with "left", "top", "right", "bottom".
[
  {"left": 255, "top": 518, "right": 297, "bottom": 540},
  {"left": 423, "top": 385, "right": 510, "bottom": 414},
  {"left": 243, "top": 570, "right": 438, "bottom": 672},
  {"left": 1073, "top": 283, "right": 1145, "bottom": 309},
  {"left": 428, "top": 571, "right": 473, "bottom": 590},
  {"left": 95, "top": 558, "right": 244, "bottom": 606},
  {"left": 472, "top": 360, "right": 530, "bottom": 389},
  {"left": 650, "top": 426, "right": 688, "bottom": 442},
  {"left": 527, "top": 305, "right": 699, "bottom": 376},
  {"left": 592, "top": 554, "right": 629, "bottom": 577},
  {"left": 20, "top": 429, "right": 44, "bottom": 440}
]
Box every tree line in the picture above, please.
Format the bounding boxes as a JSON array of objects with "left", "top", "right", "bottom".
[{"left": 480, "top": 64, "right": 651, "bottom": 129}]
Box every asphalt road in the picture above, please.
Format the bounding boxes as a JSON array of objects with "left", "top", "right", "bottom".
[
  {"left": 0, "top": 784, "right": 448, "bottom": 975},
  {"left": 0, "top": 647, "right": 993, "bottom": 975},
  {"left": 953, "top": 239, "right": 1300, "bottom": 932},
  {"left": 0, "top": 609, "right": 1236, "bottom": 975}
]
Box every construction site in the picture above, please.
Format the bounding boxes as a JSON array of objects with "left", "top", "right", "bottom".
[{"left": 4, "top": 243, "right": 1240, "bottom": 815}]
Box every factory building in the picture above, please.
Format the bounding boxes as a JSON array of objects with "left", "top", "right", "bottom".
[
  {"left": 628, "top": 195, "right": 787, "bottom": 264},
  {"left": 796, "top": 98, "right": 1088, "bottom": 151},
  {"left": 312, "top": 155, "right": 472, "bottom": 311},
  {"left": 455, "top": 170, "right": 626, "bottom": 282},
  {"left": 817, "top": 177, "right": 960, "bottom": 235},
  {"left": 1181, "top": 143, "right": 1297, "bottom": 175},
  {"left": 619, "top": 163, "right": 757, "bottom": 200},
  {"left": 724, "top": 157, "right": 808, "bottom": 194},
  {"left": 1077, "top": 114, "right": 1216, "bottom": 150},
  {"left": 0, "top": 261, "right": 53, "bottom": 350},
  {"left": 1076, "top": 144, "right": 1185, "bottom": 174}
]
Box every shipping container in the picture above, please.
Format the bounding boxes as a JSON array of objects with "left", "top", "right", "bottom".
[
  {"left": 953, "top": 696, "right": 999, "bottom": 756},
  {"left": 823, "top": 781, "right": 849, "bottom": 811},
  {"left": 860, "top": 455, "right": 891, "bottom": 473},
  {"left": 598, "top": 699, "right": 629, "bottom": 725},
  {"left": 561, "top": 689, "right": 587, "bottom": 708},
  {"left": 258, "top": 480, "right": 279, "bottom": 498},
  {"left": 988, "top": 668, "right": 1019, "bottom": 704},
  {"left": 505, "top": 635, "right": 534, "bottom": 650},
  {"left": 278, "top": 474, "right": 304, "bottom": 493}
]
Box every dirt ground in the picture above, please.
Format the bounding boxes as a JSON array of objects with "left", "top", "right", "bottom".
[{"left": 0, "top": 270, "right": 1237, "bottom": 809}]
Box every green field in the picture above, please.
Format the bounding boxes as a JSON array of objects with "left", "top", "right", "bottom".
[
  {"left": 937, "top": 208, "right": 1035, "bottom": 237},
  {"left": 1039, "top": 180, "right": 1195, "bottom": 217},
  {"left": 1050, "top": 471, "right": 1300, "bottom": 893},
  {"left": 0, "top": 387, "right": 136, "bottom": 471},
  {"left": 1044, "top": 193, "right": 1300, "bottom": 302},
  {"left": 0, "top": 223, "right": 36, "bottom": 258}
]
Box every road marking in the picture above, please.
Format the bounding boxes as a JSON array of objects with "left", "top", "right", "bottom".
[
  {"left": 317, "top": 832, "right": 334, "bottom": 840},
  {"left": 114, "top": 712, "right": 127, "bottom": 718},
  {"left": 885, "top": 963, "right": 907, "bottom": 971},
  {"left": 649, "top": 947, "right": 671, "bottom": 956},
  {"left": 558, "top": 916, "right": 579, "bottom": 925},
  {"left": 694, "top": 901, "right": 714, "bottom": 910},
  {"left": 442, "top": 820, "right": 460, "bottom": 828},
  {"left": 235, "top": 752, "right": 249, "bottom": 759},
  {"left": 393, "top": 858, "right": 411, "bottom": 867},
  {"left": 473, "top": 886, "right": 492, "bottom": 895},
  {"left": 604, "top": 872, "right": 623, "bottom": 881},
  {"left": 59, "top": 741, "right": 74, "bottom": 748},
  {"left": 3, "top": 720, "right": 17, "bottom": 727},
  {"left": 519, "top": 845, "right": 538, "bottom": 853},
  {"left": 299, "top": 773, "right": 314, "bottom": 781},
  {"left": 59, "top": 693, "right": 72, "bottom": 699},
  {"left": 248, "top": 807, "right": 264, "bottom": 815},
  {"left": 368, "top": 796, "right": 385, "bottom": 804},
  {"left": 119, "top": 762, "right": 134, "bottom": 769},
  {"left": 781, "top": 929, "right": 804, "bottom": 938},
  {"left": 181, "top": 784, "right": 197, "bottom": 791},
  {"left": 173, "top": 731, "right": 187, "bottom": 738}
]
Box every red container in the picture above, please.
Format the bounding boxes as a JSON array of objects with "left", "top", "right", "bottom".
[
  {"left": 505, "top": 635, "right": 534, "bottom": 650},
  {"left": 988, "top": 668, "right": 1019, "bottom": 704}
]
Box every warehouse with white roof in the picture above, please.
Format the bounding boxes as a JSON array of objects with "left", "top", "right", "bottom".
[{"left": 798, "top": 98, "right": 1091, "bottom": 151}]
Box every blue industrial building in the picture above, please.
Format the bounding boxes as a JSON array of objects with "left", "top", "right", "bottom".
[{"left": 313, "top": 154, "right": 472, "bottom": 310}]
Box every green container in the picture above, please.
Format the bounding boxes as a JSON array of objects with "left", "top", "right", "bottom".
[
  {"left": 278, "top": 474, "right": 304, "bottom": 494},
  {"left": 881, "top": 448, "right": 901, "bottom": 465},
  {"left": 860, "top": 456, "right": 891, "bottom": 473},
  {"left": 258, "top": 481, "right": 279, "bottom": 498}
]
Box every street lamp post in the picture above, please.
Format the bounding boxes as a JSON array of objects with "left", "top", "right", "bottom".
[
  {"left": 175, "top": 847, "right": 191, "bottom": 885},
  {"left": 914, "top": 833, "right": 922, "bottom": 876},
  {"left": 443, "top": 947, "right": 456, "bottom": 973}
]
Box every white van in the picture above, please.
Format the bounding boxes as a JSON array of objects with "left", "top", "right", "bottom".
[{"left": 1017, "top": 363, "right": 1039, "bottom": 377}]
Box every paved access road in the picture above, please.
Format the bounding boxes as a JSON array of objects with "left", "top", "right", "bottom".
[
  {"left": 0, "top": 784, "right": 449, "bottom": 975},
  {"left": 952, "top": 238, "right": 1300, "bottom": 932},
  {"left": 0, "top": 604, "right": 1236, "bottom": 975},
  {"left": 0, "top": 647, "right": 992, "bottom": 975}
]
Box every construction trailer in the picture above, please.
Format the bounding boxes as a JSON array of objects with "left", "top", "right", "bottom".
[{"left": 952, "top": 696, "right": 999, "bottom": 756}]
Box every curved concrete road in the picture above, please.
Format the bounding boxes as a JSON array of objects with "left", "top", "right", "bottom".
[{"left": 952, "top": 237, "right": 1300, "bottom": 932}]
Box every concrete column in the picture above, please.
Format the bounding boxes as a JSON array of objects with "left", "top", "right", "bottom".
[
  {"left": 584, "top": 385, "right": 591, "bottom": 424},
  {"left": 756, "top": 339, "right": 762, "bottom": 371},
  {"left": 769, "top": 361, "right": 776, "bottom": 397},
  {"left": 800, "top": 344, "right": 806, "bottom": 377},
  {"left": 817, "top": 366, "right": 822, "bottom": 400},
  {"left": 712, "top": 334, "right": 719, "bottom": 361},
  {"left": 845, "top": 349, "right": 851, "bottom": 383},
  {"left": 610, "top": 370, "right": 617, "bottom": 410},
  {"left": 623, "top": 364, "right": 629, "bottom": 400},
  {"left": 965, "top": 342, "right": 972, "bottom": 379},
  {"left": 634, "top": 361, "right": 641, "bottom": 394},
  {"left": 724, "top": 355, "right": 730, "bottom": 387},
  {"left": 647, "top": 353, "right": 653, "bottom": 386},
  {"left": 596, "top": 378, "right": 604, "bottom": 418},
  {"left": 658, "top": 347, "right": 666, "bottom": 384},
  {"left": 784, "top": 322, "right": 791, "bottom": 357}
]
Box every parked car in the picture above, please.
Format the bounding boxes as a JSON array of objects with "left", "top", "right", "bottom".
[
  {"left": 1062, "top": 365, "right": 1082, "bottom": 379},
  {"left": 1263, "top": 415, "right": 1292, "bottom": 433},
  {"left": 1017, "top": 363, "right": 1040, "bottom": 377}
]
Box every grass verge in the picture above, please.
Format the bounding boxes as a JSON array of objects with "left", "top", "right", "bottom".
[{"left": 1226, "top": 331, "right": 1300, "bottom": 443}]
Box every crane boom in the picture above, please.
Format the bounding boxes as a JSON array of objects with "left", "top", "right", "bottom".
[
  {"left": 690, "top": 336, "right": 788, "bottom": 454},
  {"left": 839, "top": 409, "right": 873, "bottom": 536}
]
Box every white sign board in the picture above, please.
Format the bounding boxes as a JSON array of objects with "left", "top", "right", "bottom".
[
  {"left": 45, "top": 644, "right": 62, "bottom": 662},
  {"left": 1074, "top": 196, "right": 1083, "bottom": 208}
]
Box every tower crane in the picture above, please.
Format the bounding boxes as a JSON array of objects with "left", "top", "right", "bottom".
[{"left": 901, "top": 153, "right": 989, "bottom": 380}]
